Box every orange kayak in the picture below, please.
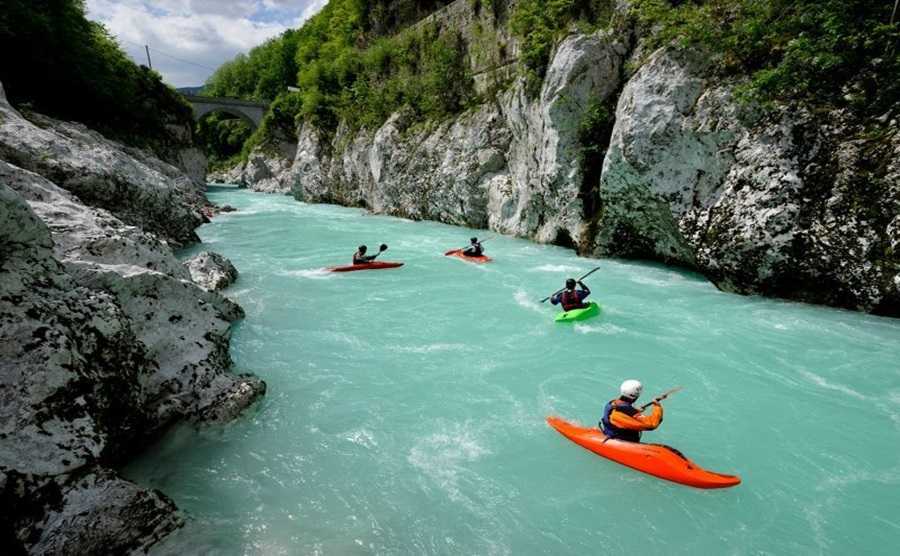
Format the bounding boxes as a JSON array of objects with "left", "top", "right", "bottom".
[
  {"left": 328, "top": 261, "right": 404, "bottom": 272},
  {"left": 546, "top": 416, "right": 741, "bottom": 489},
  {"left": 444, "top": 249, "right": 492, "bottom": 263}
]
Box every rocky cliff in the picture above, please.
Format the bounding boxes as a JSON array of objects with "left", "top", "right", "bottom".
[
  {"left": 0, "top": 81, "right": 265, "bottom": 553},
  {"left": 217, "top": 0, "right": 899, "bottom": 316}
]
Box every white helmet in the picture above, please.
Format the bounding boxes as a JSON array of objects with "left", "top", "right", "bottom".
[{"left": 620, "top": 379, "right": 643, "bottom": 402}]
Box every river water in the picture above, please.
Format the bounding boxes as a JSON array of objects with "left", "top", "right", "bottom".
[{"left": 128, "top": 186, "right": 900, "bottom": 555}]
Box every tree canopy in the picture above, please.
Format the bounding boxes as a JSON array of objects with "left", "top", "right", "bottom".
[{"left": 0, "top": 0, "right": 193, "bottom": 153}]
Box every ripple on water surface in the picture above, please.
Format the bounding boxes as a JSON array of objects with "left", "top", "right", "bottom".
[{"left": 128, "top": 189, "right": 900, "bottom": 555}]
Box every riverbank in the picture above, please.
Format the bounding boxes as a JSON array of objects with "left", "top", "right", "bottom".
[{"left": 0, "top": 82, "right": 264, "bottom": 553}]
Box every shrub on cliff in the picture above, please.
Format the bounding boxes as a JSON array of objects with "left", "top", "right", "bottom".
[
  {"left": 631, "top": 0, "right": 900, "bottom": 116},
  {"left": 511, "top": 0, "right": 617, "bottom": 94},
  {"left": 509, "top": 0, "right": 899, "bottom": 116},
  {"left": 0, "top": 0, "right": 194, "bottom": 154}
]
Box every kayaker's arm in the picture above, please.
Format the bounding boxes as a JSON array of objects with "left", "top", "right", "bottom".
[
  {"left": 353, "top": 253, "right": 377, "bottom": 264},
  {"left": 578, "top": 281, "right": 590, "bottom": 296},
  {"left": 550, "top": 292, "right": 562, "bottom": 305},
  {"left": 609, "top": 403, "right": 663, "bottom": 431}
]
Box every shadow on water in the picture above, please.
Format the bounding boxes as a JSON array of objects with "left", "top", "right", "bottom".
[{"left": 206, "top": 183, "right": 243, "bottom": 193}]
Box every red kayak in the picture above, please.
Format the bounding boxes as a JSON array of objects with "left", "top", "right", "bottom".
[
  {"left": 444, "top": 249, "right": 492, "bottom": 263},
  {"left": 547, "top": 417, "right": 740, "bottom": 489},
  {"left": 328, "top": 261, "right": 404, "bottom": 272}
]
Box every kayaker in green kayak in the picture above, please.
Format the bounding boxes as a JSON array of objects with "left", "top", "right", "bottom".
[
  {"left": 462, "top": 237, "right": 484, "bottom": 257},
  {"left": 353, "top": 244, "right": 387, "bottom": 264},
  {"left": 551, "top": 278, "right": 591, "bottom": 311}
]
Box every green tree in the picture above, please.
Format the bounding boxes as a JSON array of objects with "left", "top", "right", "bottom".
[{"left": 0, "top": 0, "right": 193, "bottom": 154}]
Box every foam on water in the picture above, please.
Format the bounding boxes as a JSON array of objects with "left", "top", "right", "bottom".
[
  {"left": 530, "top": 263, "right": 583, "bottom": 273},
  {"left": 128, "top": 190, "right": 900, "bottom": 555},
  {"left": 512, "top": 289, "right": 544, "bottom": 313},
  {"left": 277, "top": 268, "right": 335, "bottom": 280}
]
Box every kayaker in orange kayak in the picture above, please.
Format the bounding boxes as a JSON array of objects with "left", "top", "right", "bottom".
[
  {"left": 462, "top": 237, "right": 484, "bottom": 257},
  {"left": 600, "top": 380, "right": 663, "bottom": 442},
  {"left": 551, "top": 278, "right": 591, "bottom": 310},
  {"left": 353, "top": 244, "right": 387, "bottom": 264}
]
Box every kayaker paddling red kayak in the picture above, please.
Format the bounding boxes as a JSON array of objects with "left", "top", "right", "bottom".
[
  {"left": 444, "top": 237, "right": 491, "bottom": 263},
  {"left": 327, "top": 243, "right": 404, "bottom": 272},
  {"left": 328, "top": 261, "right": 404, "bottom": 272},
  {"left": 445, "top": 249, "right": 492, "bottom": 263}
]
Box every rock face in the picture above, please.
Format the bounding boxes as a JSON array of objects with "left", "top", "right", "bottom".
[
  {"left": 281, "top": 31, "right": 625, "bottom": 250},
  {"left": 184, "top": 251, "right": 239, "bottom": 291},
  {"left": 0, "top": 86, "right": 207, "bottom": 247},
  {"left": 591, "top": 48, "right": 900, "bottom": 314},
  {"left": 0, "top": 81, "right": 265, "bottom": 553},
  {"left": 232, "top": 23, "right": 899, "bottom": 315}
]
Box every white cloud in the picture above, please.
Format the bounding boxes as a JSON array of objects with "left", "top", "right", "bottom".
[{"left": 86, "top": 0, "right": 327, "bottom": 87}]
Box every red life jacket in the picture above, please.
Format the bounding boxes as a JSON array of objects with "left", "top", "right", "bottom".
[{"left": 561, "top": 289, "right": 584, "bottom": 311}]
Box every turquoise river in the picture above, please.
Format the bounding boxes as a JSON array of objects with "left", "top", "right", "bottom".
[{"left": 128, "top": 186, "right": 900, "bottom": 555}]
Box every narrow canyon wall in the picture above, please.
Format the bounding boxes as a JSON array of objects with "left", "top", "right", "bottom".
[
  {"left": 0, "top": 81, "right": 264, "bottom": 553},
  {"left": 219, "top": 6, "right": 899, "bottom": 316}
]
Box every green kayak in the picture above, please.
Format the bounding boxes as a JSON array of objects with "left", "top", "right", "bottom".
[{"left": 555, "top": 301, "right": 600, "bottom": 323}]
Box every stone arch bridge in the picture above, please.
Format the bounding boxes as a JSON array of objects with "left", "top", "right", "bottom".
[{"left": 183, "top": 95, "right": 268, "bottom": 128}]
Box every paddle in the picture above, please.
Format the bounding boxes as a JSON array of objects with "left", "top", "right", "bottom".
[
  {"left": 540, "top": 266, "right": 601, "bottom": 303},
  {"left": 445, "top": 238, "right": 489, "bottom": 256},
  {"left": 637, "top": 386, "right": 683, "bottom": 411},
  {"left": 370, "top": 243, "right": 388, "bottom": 260}
]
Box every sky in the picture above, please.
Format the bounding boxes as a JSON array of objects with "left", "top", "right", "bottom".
[{"left": 86, "top": 0, "right": 328, "bottom": 88}]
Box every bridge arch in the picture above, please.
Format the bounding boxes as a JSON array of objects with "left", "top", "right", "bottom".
[{"left": 183, "top": 95, "right": 267, "bottom": 129}]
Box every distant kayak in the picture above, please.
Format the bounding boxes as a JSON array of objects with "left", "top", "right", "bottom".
[
  {"left": 328, "top": 261, "right": 404, "bottom": 272},
  {"left": 444, "top": 249, "right": 492, "bottom": 263},
  {"left": 546, "top": 417, "right": 741, "bottom": 489},
  {"left": 555, "top": 301, "right": 600, "bottom": 322}
]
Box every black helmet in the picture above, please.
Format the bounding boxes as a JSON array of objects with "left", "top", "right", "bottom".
[
  {"left": 358, "top": 245, "right": 367, "bottom": 253},
  {"left": 566, "top": 278, "right": 576, "bottom": 289},
  {"left": 470, "top": 237, "right": 478, "bottom": 243}
]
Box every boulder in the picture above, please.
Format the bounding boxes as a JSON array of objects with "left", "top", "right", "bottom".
[{"left": 183, "top": 251, "right": 239, "bottom": 291}]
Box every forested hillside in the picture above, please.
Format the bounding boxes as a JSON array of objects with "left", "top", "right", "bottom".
[
  {"left": 0, "top": 0, "right": 194, "bottom": 155},
  {"left": 201, "top": 0, "right": 468, "bottom": 167},
  {"left": 203, "top": 0, "right": 898, "bottom": 168}
]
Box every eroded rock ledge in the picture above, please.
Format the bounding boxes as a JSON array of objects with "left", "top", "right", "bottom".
[{"left": 0, "top": 81, "right": 265, "bottom": 553}]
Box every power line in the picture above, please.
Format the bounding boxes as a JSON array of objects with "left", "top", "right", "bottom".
[{"left": 118, "top": 38, "right": 219, "bottom": 71}]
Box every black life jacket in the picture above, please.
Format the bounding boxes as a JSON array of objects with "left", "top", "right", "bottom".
[{"left": 600, "top": 399, "right": 641, "bottom": 442}]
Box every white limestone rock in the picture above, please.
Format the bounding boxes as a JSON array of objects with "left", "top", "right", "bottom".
[
  {"left": 0, "top": 111, "right": 264, "bottom": 551},
  {"left": 592, "top": 47, "right": 900, "bottom": 313},
  {"left": 2, "top": 161, "right": 190, "bottom": 280},
  {"left": 0, "top": 182, "right": 165, "bottom": 551},
  {"left": 288, "top": 30, "right": 626, "bottom": 245},
  {"left": 0, "top": 89, "right": 205, "bottom": 246},
  {"left": 183, "top": 251, "right": 239, "bottom": 291},
  {"left": 209, "top": 163, "right": 247, "bottom": 186}
]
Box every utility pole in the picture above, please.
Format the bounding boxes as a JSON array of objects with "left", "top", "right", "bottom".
[{"left": 145, "top": 45, "right": 152, "bottom": 69}]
